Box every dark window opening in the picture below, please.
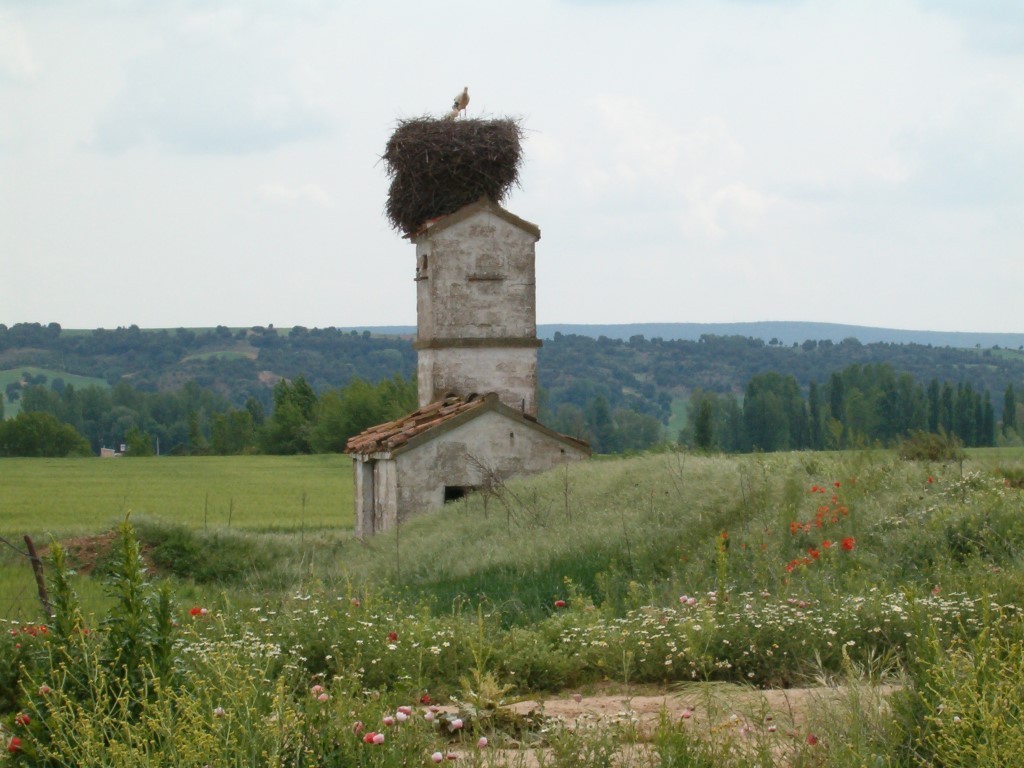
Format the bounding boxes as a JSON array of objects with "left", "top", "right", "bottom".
[{"left": 445, "top": 485, "right": 475, "bottom": 503}]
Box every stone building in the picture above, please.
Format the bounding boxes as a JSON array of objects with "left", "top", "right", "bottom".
[{"left": 345, "top": 197, "right": 589, "bottom": 537}]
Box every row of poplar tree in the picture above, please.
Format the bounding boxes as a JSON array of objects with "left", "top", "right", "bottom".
[{"left": 687, "top": 363, "right": 1018, "bottom": 452}]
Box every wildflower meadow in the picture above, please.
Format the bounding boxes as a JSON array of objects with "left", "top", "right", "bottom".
[{"left": 2, "top": 448, "right": 1024, "bottom": 766}]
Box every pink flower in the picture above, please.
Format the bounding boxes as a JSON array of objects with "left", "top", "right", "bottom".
[
  {"left": 310, "top": 684, "right": 325, "bottom": 696},
  {"left": 213, "top": 707, "right": 226, "bottom": 718},
  {"left": 38, "top": 684, "right": 51, "bottom": 695},
  {"left": 432, "top": 752, "right": 444, "bottom": 764},
  {"left": 423, "top": 711, "right": 435, "bottom": 722},
  {"left": 373, "top": 733, "right": 385, "bottom": 745},
  {"left": 396, "top": 710, "right": 409, "bottom": 722},
  {"left": 350, "top": 597, "right": 361, "bottom": 607},
  {"left": 382, "top": 715, "right": 396, "bottom": 726},
  {"left": 449, "top": 717, "right": 464, "bottom": 731},
  {"left": 317, "top": 693, "right": 330, "bottom": 702},
  {"left": 353, "top": 721, "right": 364, "bottom": 734},
  {"left": 477, "top": 737, "right": 488, "bottom": 749},
  {"left": 572, "top": 693, "right": 582, "bottom": 703},
  {"left": 398, "top": 705, "right": 413, "bottom": 715},
  {"left": 680, "top": 708, "right": 693, "bottom": 719}
]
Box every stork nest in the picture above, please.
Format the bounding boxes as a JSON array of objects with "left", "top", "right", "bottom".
[{"left": 382, "top": 117, "right": 523, "bottom": 235}]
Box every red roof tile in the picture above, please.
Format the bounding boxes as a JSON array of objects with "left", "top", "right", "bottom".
[{"left": 344, "top": 394, "right": 491, "bottom": 455}]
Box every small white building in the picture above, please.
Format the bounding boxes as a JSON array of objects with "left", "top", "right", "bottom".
[
  {"left": 345, "top": 198, "right": 589, "bottom": 535},
  {"left": 347, "top": 393, "right": 588, "bottom": 537}
]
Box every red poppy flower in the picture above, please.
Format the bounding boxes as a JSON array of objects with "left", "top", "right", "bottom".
[
  {"left": 808, "top": 548, "right": 820, "bottom": 560},
  {"left": 841, "top": 537, "right": 855, "bottom": 551},
  {"left": 554, "top": 599, "right": 567, "bottom": 608},
  {"left": 387, "top": 631, "right": 398, "bottom": 642},
  {"left": 7, "top": 737, "right": 21, "bottom": 753},
  {"left": 420, "top": 693, "right": 431, "bottom": 704},
  {"left": 15, "top": 713, "right": 30, "bottom": 726},
  {"left": 807, "top": 733, "right": 819, "bottom": 745},
  {"left": 189, "top": 607, "right": 204, "bottom": 617}
]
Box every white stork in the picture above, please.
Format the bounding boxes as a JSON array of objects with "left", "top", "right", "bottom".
[{"left": 452, "top": 86, "right": 469, "bottom": 117}]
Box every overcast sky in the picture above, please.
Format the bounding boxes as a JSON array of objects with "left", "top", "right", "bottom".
[{"left": 2, "top": 0, "right": 1022, "bottom": 333}]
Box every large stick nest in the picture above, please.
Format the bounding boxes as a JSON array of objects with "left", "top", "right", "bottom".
[{"left": 382, "top": 117, "right": 523, "bottom": 235}]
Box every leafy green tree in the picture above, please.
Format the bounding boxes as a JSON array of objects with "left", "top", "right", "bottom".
[
  {"left": 211, "top": 409, "right": 256, "bottom": 454},
  {"left": 613, "top": 407, "right": 663, "bottom": 452},
  {"left": 807, "top": 380, "right": 823, "bottom": 450},
  {"left": 261, "top": 376, "right": 318, "bottom": 454},
  {"left": 743, "top": 372, "right": 804, "bottom": 451},
  {"left": 693, "top": 394, "right": 715, "bottom": 451},
  {"left": 125, "top": 424, "right": 155, "bottom": 456},
  {"left": 927, "top": 379, "right": 941, "bottom": 433},
  {"left": 187, "top": 410, "right": 208, "bottom": 455},
  {"left": 585, "top": 395, "right": 618, "bottom": 453},
  {"left": 1004, "top": 384, "right": 1018, "bottom": 436},
  {"left": 0, "top": 411, "right": 91, "bottom": 457},
  {"left": 310, "top": 375, "right": 417, "bottom": 453}
]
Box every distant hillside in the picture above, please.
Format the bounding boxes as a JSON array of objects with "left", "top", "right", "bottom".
[
  {"left": 4, "top": 322, "right": 1024, "bottom": 453},
  {"left": 342, "top": 322, "right": 1024, "bottom": 350}
]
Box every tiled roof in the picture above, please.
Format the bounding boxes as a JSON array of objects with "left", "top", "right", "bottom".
[{"left": 344, "top": 394, "right": 491, "bottom": 455}]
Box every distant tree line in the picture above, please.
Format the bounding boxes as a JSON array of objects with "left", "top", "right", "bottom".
[
  {"left": 2, "top": 322, "right": 1023, "bottom": 456},
  {"left": 6, "top": 374, "right": 415, "bottom": 457},
  {"left": 683, "top": 363, "right": 1019, "bottom": 452}
]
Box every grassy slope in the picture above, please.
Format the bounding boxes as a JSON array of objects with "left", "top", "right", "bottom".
[
  {"left": 4, "top": 447, "right": 1024, "bottom": 624},
  {"left": 325, "top": 447, "right": 1024, "bottom": 617},
  {"left": 0, "top": 367, "right": 109, "bottom": 419}
]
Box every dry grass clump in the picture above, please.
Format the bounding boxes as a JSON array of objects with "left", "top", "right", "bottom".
[{"left": 382, "top": 117, "right": 523, "bottom": 234}]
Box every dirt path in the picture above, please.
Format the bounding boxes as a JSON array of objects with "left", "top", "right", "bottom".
[{"left": 464, "top": 682, "right": 897, "bottom": 766}]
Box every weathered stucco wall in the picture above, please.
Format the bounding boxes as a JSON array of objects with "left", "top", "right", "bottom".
[
  {"left": 393, "top": 410, "right": 587, "bottom": 523},
  {"left": 414, "top": 207, "right": 540, "bottom": 414},
  {"left": 415, "top": 210, "right": 537, "bottom": 341},
  {"left": 417, "top": 346, "right": 538, "bottom": 416},
  {"left": 352, "top": 455, "right": 399, "bottom": 538}
]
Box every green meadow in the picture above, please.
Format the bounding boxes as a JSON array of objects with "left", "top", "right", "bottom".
[
  {"left": 0, "top": 454, "right": 353, "bottom": 538},
  {"left": 3, "top": 447, "right": 1024, "bottom": 766}
]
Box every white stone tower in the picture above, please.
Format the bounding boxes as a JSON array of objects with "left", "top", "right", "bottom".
[{"left": 411, "top": 197, "right": 542, "bottom": 416}]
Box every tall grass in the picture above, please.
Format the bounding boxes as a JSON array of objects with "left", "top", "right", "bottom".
[{"left": 3, "top": 448, "right": 1024, "bottom": 765}]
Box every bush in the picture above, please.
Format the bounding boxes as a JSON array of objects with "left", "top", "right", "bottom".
[
  {"left": 897, "top": 430, "right": 964, "bottom": 461},
  {"left": 0, "top": 411, "right": 91, "bottom": 457}
]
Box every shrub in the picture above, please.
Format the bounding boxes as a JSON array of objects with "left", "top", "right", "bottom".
[{"left": 897, "top": 430, "right": 964, "bottom": 462}]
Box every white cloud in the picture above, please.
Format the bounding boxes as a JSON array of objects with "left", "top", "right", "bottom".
[
  {"left": 0, "top": 13, "right": 36, "bottom": 83},
  {"left": 256, "top": 182, "right": 334, "bottom": 208}
]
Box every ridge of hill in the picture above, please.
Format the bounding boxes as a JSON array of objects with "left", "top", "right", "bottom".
[
  {"left": 337, "top": 322, "right": 1024, "bottom": 349},
  {"left": 3, "top": 321, "right": 1024, "bottom": 454}
]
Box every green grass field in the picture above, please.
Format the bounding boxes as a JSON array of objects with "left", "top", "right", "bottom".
[
  {"left": 4, "top": 446, "right": 1024, "bottom": 765},
  {"left": 0, "top": 454, "right": 354, "bottom": 538}
]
